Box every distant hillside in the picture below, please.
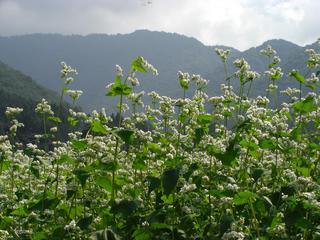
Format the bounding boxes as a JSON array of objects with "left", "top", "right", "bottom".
[
  {"left": 0, "top": 61, "right": 68, "bottom": 142},
  {"left": 0, "top": 30, "right": 319, "bottom": 111}
]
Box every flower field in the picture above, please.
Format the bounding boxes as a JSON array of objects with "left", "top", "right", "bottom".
[{"left": 0, "top": 44, "right": 320, "bottom": 239}]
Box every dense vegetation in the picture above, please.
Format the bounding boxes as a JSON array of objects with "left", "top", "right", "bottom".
[{"left": 0, "top": 43, "right": 320, "bottom": 239}]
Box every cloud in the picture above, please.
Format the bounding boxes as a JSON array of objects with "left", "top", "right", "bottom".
[{"left": 0, "top": 0, "right": 319, "bottom": 50}]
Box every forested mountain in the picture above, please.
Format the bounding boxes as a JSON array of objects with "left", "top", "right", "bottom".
[
  {"left": 0, "top": 30, "right": 319, "bottom": 111},
  {"left": 0, "top": 61, "right": 69, "bottom": 142}
]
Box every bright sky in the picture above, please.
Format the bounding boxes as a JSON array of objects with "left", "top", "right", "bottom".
[{"left": 0, "top": 0, "right": 319, "bottom": 50}]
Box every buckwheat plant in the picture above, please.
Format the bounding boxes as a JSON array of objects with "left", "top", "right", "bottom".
[{"left": 1, "top": 47, "right": 320, "bottom": 239}]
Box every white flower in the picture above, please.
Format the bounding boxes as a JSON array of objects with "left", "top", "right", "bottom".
[
  {"left": 35, "top": 99, "right": 54, "bottom": 115},
  {"left": 5, "top": 107, "right": 23, "bottom": 118}
]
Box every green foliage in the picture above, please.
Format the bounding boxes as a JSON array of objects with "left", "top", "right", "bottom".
[{"left": 1, "top": 49, "right": 320, "bottom": 239}]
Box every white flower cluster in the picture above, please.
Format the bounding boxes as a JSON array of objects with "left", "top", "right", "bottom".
[
  {"left": 128, "top": 76, "right": 140, "bottom": 86},
  {"left": 115, "top": 64, "right": 123, "bottom": 77},
  {"left": 128, "top": 91, "right": 145, "bottom": 107},
  {"left": 5, "top": 107, "right": 23, "bottom": 119},
  {"left": 233, "top": 58, "right": 260, "bottom": 82},
  {"left": 66, "top": 89, "right": 83, "bottom": 101},
  {"left": 265, "top": 67, "right": 283, "bottom": 81},
  {"left": 60, "top": 61, "right": 78, "bottom": 84},
  {"left": 140, "top": 56, "right": 158, "bottom": 75},
  {"left": 260, "top": 44, "right": 277, "bottom": 57},
  {"left": 191, "top": 74, "right": 209, "bottom": 90},
  {"left": 215, "top": 48, "right": 231, "bottom": 62},
  {"left": 35, "top": 98, "right": 54, "bottom": 115},
  {"left": 305, "top": 48, "right": 320, "bottom": 68},
  {"left": 280, "top": 87, "right": 300, "bottom": 96}
]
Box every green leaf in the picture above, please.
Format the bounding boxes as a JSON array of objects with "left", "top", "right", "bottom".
[
  {"left": 131, "top": 56, "right": 147, "bottom": 73},
  {"left": 289, "top": 70, "right": 305, "bottom": 84},
  {"left": 296, "top": 167, "right": 311, "bottom": 177},
  {"left": 151, "top": 222, "right": 172, "bottom": 230},
  {"left": 147, "top": 142, "right": 162, "bottom": 154},
  {"left": 115, "top": 129, "right": 134, "bottom": 145},
  {"left": 214, "top": 138, "right": 239, "bottom": 166},
  {"left": 260, "top": 139, "right": 277, "bottom": 150},
  {"left": 91, "top": 120, "right": 108, "bottom": 135},
  {"left": 290, "top": 127, "right": 302, "bottom": 141},
  {"left": 50, "top": 226, "right": 67, "bottom": 240},
  {"left": 47, "top": 116, "right": 62, "bottom": 123},
  {"left": 73, "top": 168, "right": 90, "bottom": 188},
  {"left": 98, "top": 160, "right": 119, "bottom": 172},
  {"left": 132, "top": 229, "right": 152, "bottom": 240},
  {"left": 67, "top": 116, "right": 79, "bottom": 126},
  {"left": 197, "top": 114, "right": 213, "bottom": 125},
  {"left": 233, "top": 191, "right": 257, "bottom": 205},
  {"left": 77, "top": 215, "right": 93, "bottom": 230},
  {"left": 146, "top": 176, "right": 161, "bottom": 194},
  {"left": 95, "top": 175, "right": 112, "bottom": 192},
  {"left": 92, "top": 228, "right": 119, "bottom": 240},
  {"left": 11, "top": 207, "right": 28, "bottom": 217},
  {"left": 251, "top": 168, "right": 264, "bottom": 182},
  {"left": 32, "top": 232, "right": 47, "bottom": 240},
  {"left": 194, "top": 127, "right": 208, "bottom": 145},
  {"left": 162, "top": 168, "right": 180, "bottom": 196},
  {"left": 72, "top": 140, "right": 88, "bottom": 151},
  {"left": 293, "top": 95, "right": 317, "bottom": 113},
  {"left": 29, "top": 165, "right": 40, "bottom": 178},
  {"left": 106, "top": 76, "right": 132, "bottom": 96},
  {"left": 219, "top": 214, "right": 234, "bottom": 236},
  {"left": 133, "top": 157, "right": 147, "bottom": 171},
  {"left": 270, "top": 213, "right": 283, "bottom": 230},
  {"left": 56, "top": 154, "right": 73, "bottom": 164},
  {"left": 161, "top": 194, "right": 174, "bottom": 204},
  {"left": 29, "top": 197, "right": 60, "bottom": 211},
  {"left": 111, "top": 199, "right": 139, "bottom": 217}
]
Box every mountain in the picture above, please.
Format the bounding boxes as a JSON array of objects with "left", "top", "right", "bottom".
[
  {"left": 0, "top": 61, "right": 68, "bottom": 142},
  {"left": 0, "top": 30, "right": 319, "bottom": 112}
]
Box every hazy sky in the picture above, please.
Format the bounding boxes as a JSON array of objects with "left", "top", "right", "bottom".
[{"left": 0, "top": 0, "right": 319, "bottom": 50}]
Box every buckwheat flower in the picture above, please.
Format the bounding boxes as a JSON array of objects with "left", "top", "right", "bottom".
[
  {"left": 64, "top": 220, "right": 76, "bottom": 230},
  {"left": 115, "top": 64, "right": 123, "bottom": 77},
  {"left": 306, "top": 73, "right": 319, "bottom": 84},
  {"left": 67, "top": 90, "right": 83, "bottom": 101},
  {"left": 305, "top": 48, "right": 320, "bottom": 68},
  {"left": 192, "top": 74, "right": 209, "bottom": 90},
  {"left": 202, "top": 175, "right": 209, "bottom": 182},
  {"left": 280, "top": 87, "right": 300, "bottom": 96},
  {"left": 142, "top": 221, "right": 149, "bottom": 227},
  {"left": 5, "top": 107, "right": 23, "bottom": 119},
  {"left": 222, "top": 231, "right": 245, "bottom": 240},
  {"left": 137, "top": 56, "right": 158, "bottom": 75},
  {"left": 267, "top": 83, "right": 278, "bottom": 92},
  {"left": 9, "top": 119, "right": 24, "bottom": 134},
  {"left": 265, "top": 67, "right": 283, "bottom": 81},
  {"left": 233, "top": 58, "right": 249, "bottom": 69},
  {"left": 128, "top": 91, "right": 145, "bottom": 106},
  {"left": 60, "top": 61, "right": 78, "bottom": 81},
  {"left": 35, "top": 99, "right": 54, "bottom": 115},
  {"left": 260, "top": 44, "right": 277, "bottom": 57},
  {"left": 215, "top": 48, "right": 231, "bottom": 62},
  {"left": 50, "top": 127, "right": 58, "bottom": 133},
  {"left": 128, "top": 76, "right": 140, "bottom": 86},
  {"left": 65, "top": 77, "right": 74, "bottom": 85},
  {"left": 255, "top": 96, "right": 270, "bottom": 106},
  {"left": 180, "top": 183, "right": 197, "bottom": 193}
]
